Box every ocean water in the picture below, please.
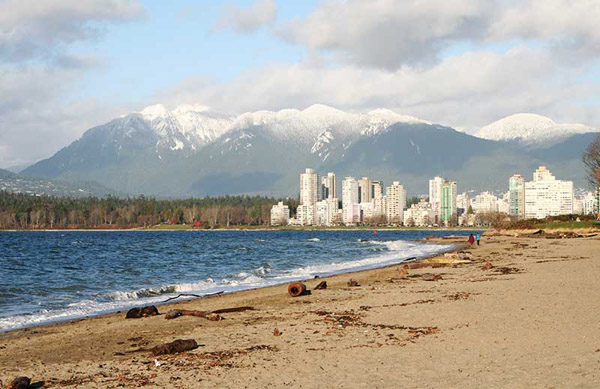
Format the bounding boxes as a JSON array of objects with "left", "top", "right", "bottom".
[{"left": 0, "top": 230, "right": 480, "bottom": 331}]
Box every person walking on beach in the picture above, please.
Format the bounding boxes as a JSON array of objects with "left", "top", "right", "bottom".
[
  {"left": 468, "top": 234, "right": 475, "bottom": 245},
  {"left": 476, "top": 233, "right": 481, "bottom": 246}
]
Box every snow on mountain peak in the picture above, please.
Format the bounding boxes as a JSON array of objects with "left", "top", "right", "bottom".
[
  {"left": 139, "top": 104, "right": 169, "bottom": 120},
  {"left": 477, "top": 113, "right": 596, "bottom": 145},
  {"left": 366, "top": 109, "right": 430, "bottom": 125}
]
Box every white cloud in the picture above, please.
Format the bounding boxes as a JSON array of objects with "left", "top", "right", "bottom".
[
  {"left": 281, "top": 0, "right": 600, "bottom": 70},
  {"left": 0, "top": 0, "right": 143, "bottom": 168},
  {"left": 0, "top": 65, "right": 129, "bottom": 167},
  {"left": 217, "top": 0, "right": 277, "bottom": 33},
  {"left": 157, "top": 45, "right": 600, "bottom": 131},
  {"left": 0, "top": 0, "right": 144, "bottom": 62}
]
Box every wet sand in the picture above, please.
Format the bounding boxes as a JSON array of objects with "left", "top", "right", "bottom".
[{"left": 1, "top": 235, "right": 599, "bottom": 388}]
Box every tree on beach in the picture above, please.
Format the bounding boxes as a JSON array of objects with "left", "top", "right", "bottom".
[{"left": 582, "top": 133, "right": 600, "bottom": 188}]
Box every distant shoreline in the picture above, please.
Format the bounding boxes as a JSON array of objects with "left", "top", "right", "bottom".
[{"left": 0, "top": 226, "right": 488, "bottom": 232}]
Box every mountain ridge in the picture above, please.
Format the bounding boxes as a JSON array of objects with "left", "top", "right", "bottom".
[{"left": 22, "top": 105, "right": 599, "bottom": 197}]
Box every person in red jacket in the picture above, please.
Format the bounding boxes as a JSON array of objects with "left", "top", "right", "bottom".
[{"left": 468, "top": 234, "right": 475, "bottom": 245}]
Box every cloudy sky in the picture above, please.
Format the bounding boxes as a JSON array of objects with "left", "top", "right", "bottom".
[{"left": 1, "top": 0, "right": 600, "bottom": 169}]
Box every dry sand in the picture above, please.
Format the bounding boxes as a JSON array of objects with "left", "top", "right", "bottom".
[{"left": 1, "top": 235, "right": 599, "bottom": 388}]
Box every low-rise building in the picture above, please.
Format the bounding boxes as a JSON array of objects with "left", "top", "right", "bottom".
[
  {"left": 270, "top": 201, "right": 290, "bottom": 226},
  {"left": 524, "top": 166, "right": 573, "bottom": 219}
]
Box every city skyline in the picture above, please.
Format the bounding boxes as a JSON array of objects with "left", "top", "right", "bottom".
[{"left": 274, "top": 165, "right": 597, "bottom": 227}]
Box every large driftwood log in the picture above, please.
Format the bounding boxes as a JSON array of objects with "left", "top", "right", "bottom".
[
  {"left": 151, "top": 339, "right": 198, "bottom": 356},
  {"left": 165, "top": 306, "right": 255, "bottom": 320}
]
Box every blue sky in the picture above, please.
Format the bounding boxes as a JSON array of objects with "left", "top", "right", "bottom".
[
  {"left": 1, "top": 0, "right": 600, "bottom": 168},
  {"left": 69, "top": 1, "right": 316, "bottom": 104}
]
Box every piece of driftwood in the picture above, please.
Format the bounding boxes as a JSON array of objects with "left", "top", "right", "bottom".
[
  {"left": 7, "top": 377, "right": 30, "bottom": 389},
  {"left": 162, "top": 291, "right": 224, "bottom": 303},
  {"left": 347, "top": 279, "right": 360, "bottom": 287},
  {"left": 402, "top": 262, "right": 447, "bottom": 270},
  {"left": 288, "top": 282, "right": 307, "bottom": 297},
  {"left": 165, "top": 306, "right": 255, "bottom": 320},
  {"left": 151, "top": 339, "right": 198, "bottom": 356},
  {"left": 314, "top": 281, "right": 327, "bottom": 290},
  {"left": 125, "top": 305, "right": 159, "bottom": 319}
]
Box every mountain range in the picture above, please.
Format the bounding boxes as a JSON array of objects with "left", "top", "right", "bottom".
[{"left": 20, "top": 104, "right": 600, "bottom": 197}]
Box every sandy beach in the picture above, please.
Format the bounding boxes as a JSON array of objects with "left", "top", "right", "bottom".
[{"left": 1, "top": 234, "right": 599, "bottom": 388}]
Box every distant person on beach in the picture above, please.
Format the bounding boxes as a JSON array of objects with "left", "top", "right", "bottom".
[
  {"left": 468, "top": 234, "right": 475, "bottom": 245},
  {"left": 476, "top": 233, "right": 481, "bottom": 246}
]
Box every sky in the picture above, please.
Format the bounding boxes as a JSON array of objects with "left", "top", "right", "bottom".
[{"left": 1, "top": 0, "right": 600, "bottom": 169}]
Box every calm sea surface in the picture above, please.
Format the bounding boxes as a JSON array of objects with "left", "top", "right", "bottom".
[{"left": 0, "top": 230, "right": 481, "bottom": 331}]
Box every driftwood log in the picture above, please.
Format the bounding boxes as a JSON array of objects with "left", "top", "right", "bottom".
[
  {"left": 314, "top": 281, "right": 327, "bottom": 290},
  {"left": 165, "top": 306, "right": 255, "bottom": 320},
  {"left": 151, "top": 339, "right": 198, "bottom": 356},
  {"left": 402, "top": 262, "right": 447, "bottom": 270},
  {"left": 125, "top": 305, "right": 159, "bottom": 319}
]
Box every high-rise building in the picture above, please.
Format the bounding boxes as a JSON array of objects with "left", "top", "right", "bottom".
[
  {"left": 342, "top": 176, "right": 360, "bottom": 224},
  {"left": 270, "top": 202, "right": 290, "bottom": 226},
  {"left": 321, "top": 172, "right": 337, "bottom": 200},
  {"left": 509, "top": 174, "right": 525, "bottom": 219},
  {"left": 372, "top": 181, "right": 384, "bottom": 199},
  {"left": 524, "top": 166, "right": 573, "bottom": 219},
  {"left": 429, "top": 176, "right": 444, "bottom": 223},
  {"left": 300, "top": 168, "right": 319, "bottom": 206},
  {"left": 342, "top": 177, "right": 359, "bottom": 205},
  {"left": 386, "top": 181, "right": 406, "bottom": 224},
  {"left": 358, "top": 177, "right": 373, "bottom": 204},
  {"left": 441, "top": 181, "right": 457, "bottom": 225}
]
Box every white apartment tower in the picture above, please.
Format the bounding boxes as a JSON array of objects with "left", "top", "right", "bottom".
[
  {"left": 300, "top": 168, "right": 319, "bottom": 205},
  {"left": 386, "top": 181, "right": 406, "bottom": 225},
  {"left": 342, "top": 177, "right": 360, "bottom": 224},
  {"left": 429, "top": 176, "right": 444, "bottom": 223},
  {"left": 524, "top": 166, "right": 574, "bottom": 219},
  {"left": 342, "top": 177, "right": 359, "bottom": 205}
]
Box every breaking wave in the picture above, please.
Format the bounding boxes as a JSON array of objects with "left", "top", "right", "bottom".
[{"left": 0, "top": 238, "right": 452, "bottom": 332}]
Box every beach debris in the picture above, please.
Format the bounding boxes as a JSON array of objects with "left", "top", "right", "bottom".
[
  {"left": 273, "top": 328, "right": 282, "bottom": 336},
  {"left": 151, "top": 339, "right": 198, "bottom": 356},
  {"left": 154, "top": 359, "right": 162, "bottom": 367},
  {"left": 421, "top": 274, "right": 443, "bottom": 282},
  {"left": 162, "top": 291, "right": 223, "bottom": 303},
  {"left": 6, "top": 377, "right": 31, "bottom": 389},
  {"left": 481, "top": 262, "right": 494, "bottom": 270},
  {"left": 314, "top": 281, "right": 327, "bottom": 290},
  {"left": 347, "top": 279, "right": 360, "bottom": 287},
  {"left": 126, "top": 305, "right": 159, "bottom": 319},
  {"left": 402, "top": 262, "right": 447, "bottom": 270},
  {"left": 493, "top": 266, "right": 522, "bottom": 275},
  {"left": 165, "top": 306, "right": 254, "bottom": 320},
  {"left": 288, "top": 282, "right": 307, "bottom": 297}
]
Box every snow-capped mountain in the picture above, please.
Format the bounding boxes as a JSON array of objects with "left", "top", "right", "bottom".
[
  {"left": 22, "top": 105, "right": 596, "bottom": 197},
  {"left": 132, "top": 103, "right": 430, "bottom": 154},
  {"left": 477, "top": 113, "right": 597, "bottom": 146}
]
